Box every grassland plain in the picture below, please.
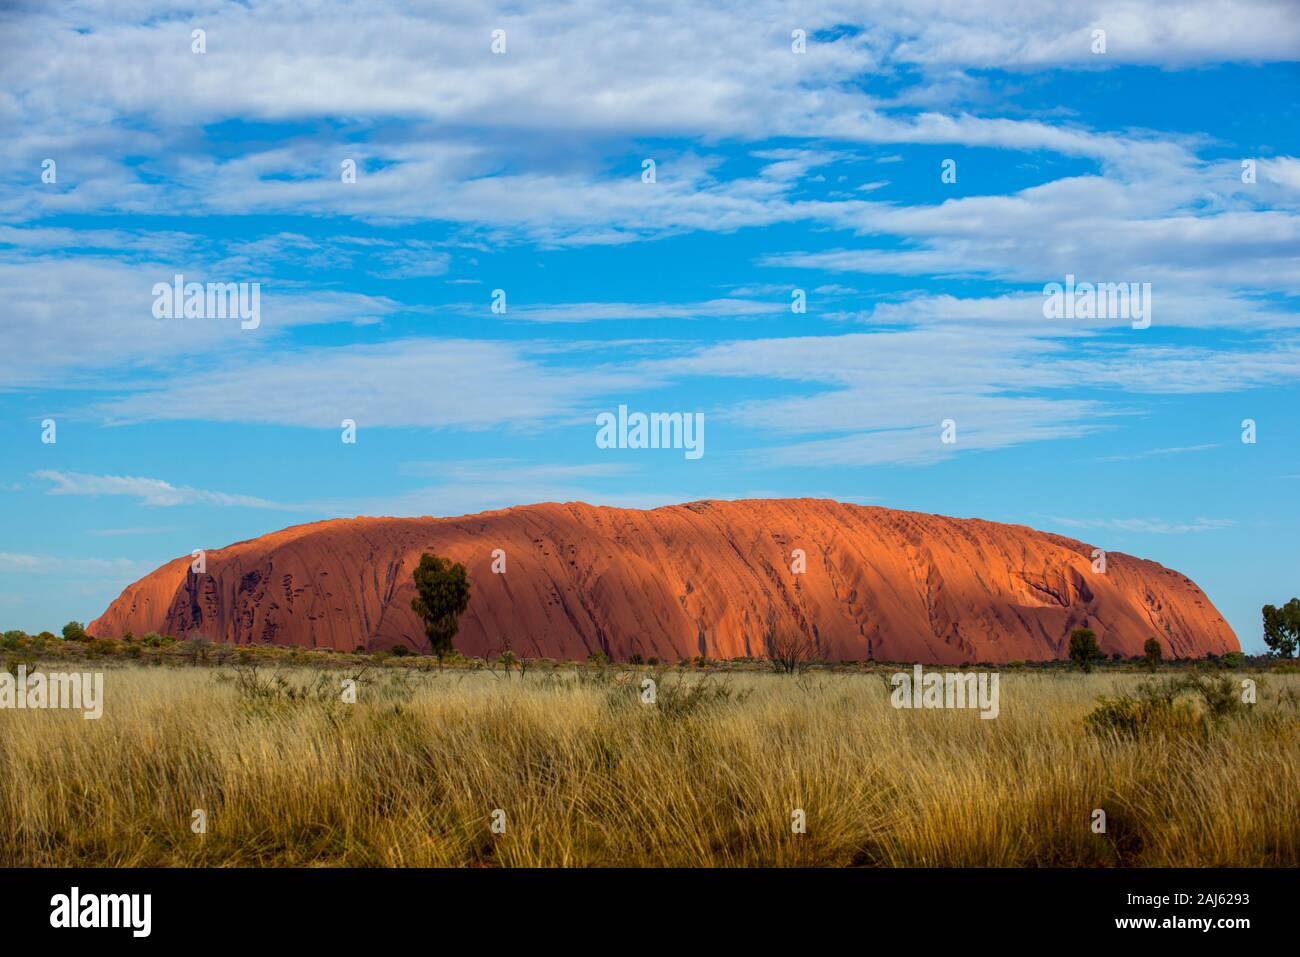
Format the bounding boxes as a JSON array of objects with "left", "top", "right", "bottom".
[{"left": 1, "top": 651, "right": 1298, "bottom": 867}]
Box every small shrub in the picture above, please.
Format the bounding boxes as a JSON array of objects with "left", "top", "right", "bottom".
[
  {"left": 1194, "top": 673, "right": 1246, "bottom": 719},
  {"left": 1069, "top": 628, "right": 1100, "bottom": 673},
  {"left": 765, "top": 624, "right": 816, "bottom": 676},
  {"left": 1143, "top": 637, "right": 1162, "bottom": 670},
  {"left": 4, "top": 653, "right": 37, "bottom": 676},
  {"left": 634, "top": 671, "right": 751, "bottom": 721},
  {"left": 1085, "top": 674, "right": 1249, "bottom": 739}
]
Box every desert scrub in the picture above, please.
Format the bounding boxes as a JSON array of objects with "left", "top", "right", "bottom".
[
  {"left": 0, "top": 667, "right": 1297, "bottom": 867},
  {"left": 1084, "top": 673, "right": 1254, "bottom": 739},
  {"left": 600, "top": 668, "right": 751, "bottom": 720}
]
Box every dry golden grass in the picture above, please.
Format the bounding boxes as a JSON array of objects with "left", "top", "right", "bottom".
[{"left": 1, "top": 662, "right": 1297, "bottom": 866}]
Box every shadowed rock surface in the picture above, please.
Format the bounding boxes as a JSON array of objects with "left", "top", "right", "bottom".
[{"left": 90, "top": 498, "right": 1238, "bottom": 662}]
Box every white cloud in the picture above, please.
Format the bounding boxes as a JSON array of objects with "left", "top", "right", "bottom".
[
  {"left": 30, "top": 463, "right": 678, "bottom": 522},
  {"left": 764, "top": 176, "right": 1300, "bottom": 295},
  {"left": 33, "top": 470, "right": 287, "bottom": 508},
  {"left": 91, "top": 338, "right": 656, "bottom": 429},
  {"left": 1263, "top": 157, "right": 1300, "bottom": 191},
  {"left": 0, "top": 250, "right": 406, "bottom": 387},
  {"left": 1092, "top": 443, "right": 1220, "bottom": 462},
  {"left": 0, "top": 551, "right": 159, "bottom": 577},
  {"left": 1054, "top": 341, "right": 1300, "bottom": 393},
  {"left": 863, "top": 288, "right": 1300, "bottom": 332},
  {"left": 0, "top": 0, "right": 1295, "bottom": 476},
  {"left": 884, "top": 0, "right": 1300, "bottom": 67},
  {"left": 1046, "top": 516, "right": 1236, "bottom": 535},
  {"left": 460, "top": 298, "right": 789, "bottom": 323},
  {"left": 41, "top": 317, "right": 1300, "bottom": 468},
  {"left": 647, "top": 328, "right": 1300, "bottom": 464},
  {"left": 5, "top": 0, "right": 1284, "bottom": 239}
]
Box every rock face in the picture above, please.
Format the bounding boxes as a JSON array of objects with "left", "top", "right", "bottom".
[{"left": 89, "top": 499, "right": 1238, "bottom": 663}]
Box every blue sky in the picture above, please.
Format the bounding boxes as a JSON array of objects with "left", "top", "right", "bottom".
[{"left": 1, "top": 1, "right": 1297, "bottom": 651}]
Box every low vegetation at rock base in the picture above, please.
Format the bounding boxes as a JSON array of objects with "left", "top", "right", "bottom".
[{"left": 1, "top": 646, "right": 1296, "bottom": 867}]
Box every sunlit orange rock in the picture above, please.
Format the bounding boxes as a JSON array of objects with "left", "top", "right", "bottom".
[{"left": 90, "top": 499, "right": 1238, "bottom": 662}]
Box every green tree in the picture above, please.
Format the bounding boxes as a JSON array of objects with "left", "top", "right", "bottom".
[
  {"left": 1262, "top": 598, "right": 1300, "bottom": 658},
  {"left": 1068, "top": 627, "right": 1099, "bottom": 672},
  {"left": 1143, "top": 636, "right": 1163, "bottom": 670},
  {"left": 410, "top": 553, "right": 470, "bottom": 661},
  {"left": 62, "top": 621, "right": 89, "bottom": 642}
]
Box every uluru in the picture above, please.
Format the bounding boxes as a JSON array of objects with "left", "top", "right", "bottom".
[{"left": 89, "top": 498, "right": 1239, "bottom": 663}]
